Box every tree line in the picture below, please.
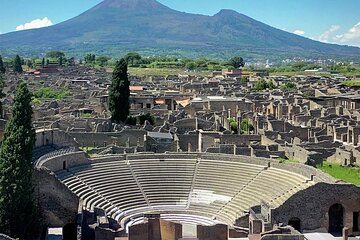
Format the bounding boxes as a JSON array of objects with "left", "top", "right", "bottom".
[{"left": 0, "top": 52, "right": 246, "bottom": 74}]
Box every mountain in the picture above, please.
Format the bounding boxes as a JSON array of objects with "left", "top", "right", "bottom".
[{"left": 1, "top": 0, "right": 359, "bottom": 60}]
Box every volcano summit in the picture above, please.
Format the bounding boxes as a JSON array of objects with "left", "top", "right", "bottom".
[{"left": 0, "top": 0, "right": 359, "bottom": 59}]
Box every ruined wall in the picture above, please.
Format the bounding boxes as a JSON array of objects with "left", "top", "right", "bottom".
[
  {"left": 35, "top": 129, "right": 79, "bottom": 148},
  {"left": 197, "top": 224, "right": 228, "bottom": 240},
  {"left": 174, "top": 118, "right": 214, "bottom": 133},
  {"left": 271, "top": 183, "right": 360, "bottom": 234},
  {"left": 40, "top": 151, "right": 90, "bottom": 172},
  {"left": 236, "top": 147, "right": 252, "bottom": 156},
  {"left": 261, "top": 235, "right": 303, "bottom": 240},
  {"left": 129, "top": 223, "right": 148, "bottom": 240},
  {"left": 177, "top": 134, "right": 199, "bottom": 152},
  {"left": 282, "top": 145, "right": 310, "bottom": 163},
  {"left": 328, "top": 148, "right": 354, "bottom": 165},
  {"left": 33, "top": 169, "right": 79, "bottom": 228},
  {"left": 128, "top": 219, "right": 181, "bottom": 240},
  {"left": 145, "top": 137, "right": 177, "bottom": 153},
  {"left": 94, "top": 227, "right": 117, "bottom": 240},
  {"left": 221, "top": 134, "right": 262, "bottom": 145},
  {"left": 159, "top": 220, "right": 182, "bottom": 240},
  {"left": 69, "top": 129, "right": 146, "bottom": 147}
]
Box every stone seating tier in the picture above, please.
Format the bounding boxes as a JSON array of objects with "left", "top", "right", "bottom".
[{"left": 55, "top": 156, "right": 313, "bottom": 231}]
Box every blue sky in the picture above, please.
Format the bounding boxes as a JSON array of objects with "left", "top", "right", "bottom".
[{"left": 1, "top": 0, "right": 360, "bottom": 46}]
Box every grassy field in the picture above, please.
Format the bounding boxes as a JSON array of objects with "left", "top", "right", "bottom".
[
  {"left": 128, "top": 67, "right": 211, "bottom": 77},
  {"left": 318, "top": 162, "right": 360, "bottom": 186},
  {"left": 269, "top": 71, "right": 332, "bottom": 77},
  {"left": 342, "top": 80, "right": 360, "bottom": 87},
  {"left": 270, "top": 71, "right": 305, "bottom": 76}
]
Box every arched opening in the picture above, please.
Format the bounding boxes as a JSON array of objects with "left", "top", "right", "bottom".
[
  {"left": 63, "top": 161, "right": 66, "bottom": 170},
  {"left": 63, "top": 223, "right": 77, "bottom": 240},
  {"left": 329, "top": 203, "right": 344, "bottom": 233},
  {"left": 288, "top": 217, "right": 301, "bottom": 232},
  {"left": 353, "top": 212, "right": 359, "bottom": 232}
]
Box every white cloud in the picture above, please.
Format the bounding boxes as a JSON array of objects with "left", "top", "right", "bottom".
[
  {"left": 293, "top": 30, "right": 305, "bottom": 36},
  {"left": 336, "top": 22, "right": 360, "bottom": 45},
  {"left": 318, "top": 25, "right": 340, "bottom": 43},
  {"left": 16, "top": 17, "right": 53, "bottom": 31}
]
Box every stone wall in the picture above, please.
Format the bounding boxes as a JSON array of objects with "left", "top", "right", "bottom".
[
  {"left": 261, "top": 235, "right": 303, "bottom": 240},
  {"left": 221, "top": 134, "right": 262, "bottom": 145},
  {"left": 33, "top": 169, "right": 79, "bottom": 228},
  {"left": 282, "top": 145, "right": 310, "bottom": 163},
  {"left": 197, "top": 224, "right": 228, "bottom": 240},
  {"left": 328, "top": 148, "right": 354, "bottom": 165},
  {"left": 174, "top": 118, "right": 214, "bottom": 134},
  {"left": 159, "top": 220, "right": 182, "bottom": 240},
  {"left": 178, "top": 134, "right": 199, "bottom": 152},
  {"left": 35, "top": 129, "right": 79, "bottom": 148},
  {"left": 40, "top": 151, "right": 90, "bottom": 172},
  {"left": 129, "top": 223, "right": 148, "bottom": 240},
  {"left": 69, "top": 129, "right": 146, "bottom": 147},
  {"left": 95, "top": 227, "right": 117, "bottom": 240},
  {"left": 145, "top": 136, "right": 177, "bottom": 153},
  {"left": 271, "top": 183, "right": 360, "bottom": 234},
  {"left": 128, "top": 219, "right": 182, "bottom": 240}
]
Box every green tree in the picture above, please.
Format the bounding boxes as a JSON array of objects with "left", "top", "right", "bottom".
[
  {"left": 124, "top": 52, "right": 142, "bottom": 66},
  {"left": 96, "top": 56, "right": 110, "bottom": 67},
  {"left": 253, "top": 79, "right": 275, "bottom": 91},
  {"left": 229, "top": 56, "right": 245, "bottom": 69},
  {"left": 281, "top": 81, "right": 296, "bottom": 91},
  {"left": 41, "top": 58, "right": 45, "bottom": 68},
  {"left": 228, "top": 117, "right": 238, "bottom": 133},
  {"left": 139, "top": 113, "right": 155, "bottom": 125},
  {"left": 185, "top": 61, "right": 196, "bottom": 70},
  {"left": 268, "top": 80, "right": 275, "bottom": 89},
  {"left": 59, "top": 56, "right": 63, "bottom": 66},
  {"left": 26, "top": 59, "right": 33, "bottom": 69},
  {"left": 45, "top": 51, "right": 65, "bottom": 59},
  {"left": 13, "top": 55, "right": 23, "bottom": 73},
  {"left": 84, "top": 54, "right": 96, "bottom": 65},
  {"left": 253, "top": 79, "right": 267, "bottom": 91},
  {"left": 240, "top": 77, "right": 249, "bottom": 84},
  {"left": 0, "top": 81, "right": 38, "bottom": 239},
  {"left": 240, "top": 119, "right": 254, "bottom": 134},
  {"left": 125, "top": 116, "right": 137, "bottom": 126},
  {"left": 109, "top": 58, "right": 130, "bottom": 123},
  {"left": 0, "top": 56, "right": 5, "bottom": 74}
]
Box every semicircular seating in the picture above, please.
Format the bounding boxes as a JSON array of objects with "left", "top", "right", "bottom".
[{"left": 55, "top": 154, "right": 313, "bottom": 230}]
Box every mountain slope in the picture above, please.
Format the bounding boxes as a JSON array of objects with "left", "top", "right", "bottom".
[{"left": 0, "top": 0, "right": 359, "bottom": 59}]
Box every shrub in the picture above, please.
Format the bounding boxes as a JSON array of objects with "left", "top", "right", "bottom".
[{"left": 33, "top": 87, "right": 71, "bottom": 100}]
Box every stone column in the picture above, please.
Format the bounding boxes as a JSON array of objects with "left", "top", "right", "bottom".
[
  {"left": 198, "top": 130, "right": 202, "bottom": 153},
  {"left": 343, "top": 227, "right": 349, "bottom": 240}
]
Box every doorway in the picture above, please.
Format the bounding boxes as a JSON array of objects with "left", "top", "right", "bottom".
[
  {"left": 354, "top": 212, "right": 359, "bottom": 232},
  {"left": 288, "top": 217, "right": 301, "bottom": 232},
  {"left": 329, "top": 204, "right": 344, "bottom": 233},
  {"left": 63, "top": 223, "right": 77, "bottom": 240}
]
